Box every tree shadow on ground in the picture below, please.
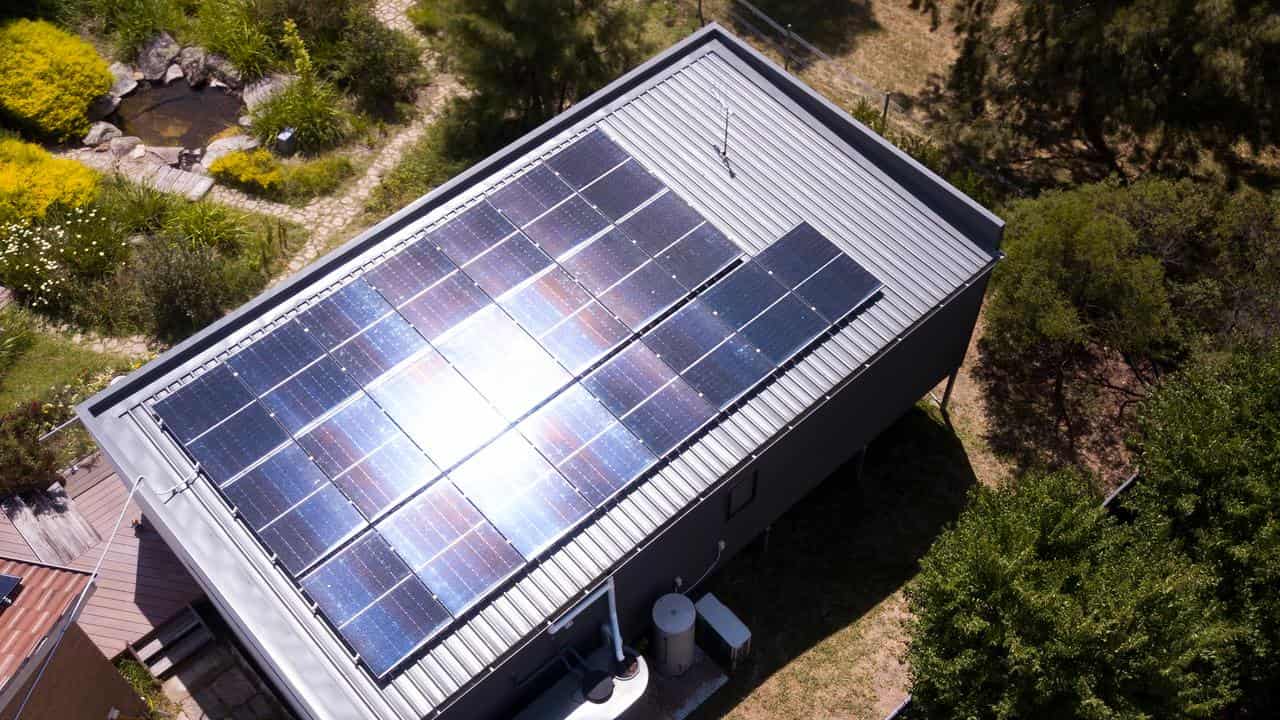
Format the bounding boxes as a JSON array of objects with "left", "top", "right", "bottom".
[
  {"left": 689, "top": 405, "right": 977, "bottom": 718},
  {"left": 728, "top": 0, "right": 881, "bottom": 59}
]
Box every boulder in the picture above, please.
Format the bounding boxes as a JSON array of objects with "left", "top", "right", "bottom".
[
  {"left": 87, "top": 94, "right": 119, "bottom": 121},
  {"left": 163, "top": 63, "right": 185, "bottom": 85},
  {"left": 82, "top": 121, "right": 122, "bottom": 147},
  {"left": 176, "top": 46, "right": 209, "bottom": 86},
  {"left": 204, "top": 54, "right": 243, "bottom": 89},
  {"left": 128, "top": 144, "right": 147, "bottom": 160},
  {"left": 243, "top": 74, "right": 294, "bottom": 111},
  {"left": 138, "top": 33, "right": 181, "bottom": 81},
  {"left": 201, "top": 134, "right": 259, "bottom": 169},
  {"left": 108, "top": 61, "right": 138, "bottom": 98},
  {"left": 146, "top": 146, "right": 184, "bottom": 167},
  {"left": 108, "top": 136, "right": 143, "bottom": 158},
  {"left": 238, "top": 115, "right": 252, "bottom": 127}
]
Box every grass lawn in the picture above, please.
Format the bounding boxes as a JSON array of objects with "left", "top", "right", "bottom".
[{"left": 0, "top": 329, "right": 133, "bottom": 410}]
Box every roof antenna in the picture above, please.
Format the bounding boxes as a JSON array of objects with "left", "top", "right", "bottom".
[{"left": 717, "top": 93, "right": 734, "bottom": 160}]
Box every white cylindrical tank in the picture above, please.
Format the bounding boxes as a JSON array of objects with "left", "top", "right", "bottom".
[{"left": 652, "top": 593, "right": 696, "bottom": 677}]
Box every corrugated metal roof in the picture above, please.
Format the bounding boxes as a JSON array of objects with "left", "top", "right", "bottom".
[
  {"left": 77, "top": 26, "right": 1000, "bottom": 720},
  {"left": 0, "top": 557, "right": 92, "bottom": 694}
]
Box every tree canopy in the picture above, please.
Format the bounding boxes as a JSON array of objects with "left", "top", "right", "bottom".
[
  {"left": 945, "top": 0, "right": 1280, "bottom": 173},
  {"left": 907, "top": 470, "right": 1238, "bottom": 719}
]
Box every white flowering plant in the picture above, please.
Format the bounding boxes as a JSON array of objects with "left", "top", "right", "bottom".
[{"left": 0, "top": 204, "right": 128, "bottom": 309}]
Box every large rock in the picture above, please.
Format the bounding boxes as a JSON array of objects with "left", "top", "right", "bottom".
[
  {"left": 108, "top": 61, "right": 137, "bottom": 98},
  {"left": 108, "top": 136, "right": 143, "bottom": 158},
  {"left": 243, "top": 74, "right": 294, "bottom": 111},
  {"left": 201, "top": 134, "right": 259, "bottom": 170},
  {"left": 163, "top": 63, "right": 185, "bottom": 85},
  {"left": 176, "top": 46, "right": 209, "bottom": 86},
  {"left": 146, "top": 146, "right": 184, "bottom": 167},
  {"left": 82, "top": 121, "right": 122, "bottom": 147},
  {"left": 204, "top": 54, "right": 243, "bottom": 89},
  {"left": 138, "top": 33, "right": 181, "bottom": 81},
  {"left": 87, "top": 94, "right": 119, "bottom": 121}
]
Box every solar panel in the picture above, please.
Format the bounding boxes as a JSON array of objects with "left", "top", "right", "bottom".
[
  {"left": 560, "top": 228, "right": 649, "bottom": 296},
  {"left": 297, "top": 280, "right": 392, "bottom": 350},
  {"left": 340, "top": 576, "right": 451, "bottom": 677},
  {"left": 226, "top": 322, "right": 322, "bottom": 397},
  {"left": 754, "top": 221, "right": 841, "bottom": 288},
  {"left": 186, "top": 403, "right": 289, "bottom": 485},
  {"left": 0, "top": 573, "right": 19, "bottom": 604},
  {"left": 436, "top": 305, "right": 570, "bottom": 422},
  {"left": 739, "top": 293, "right": 828, "bottom": 366},
  {"left": 538, "top": 301, "right": 631, "bottom": 375},
  {"left": 583, "top": 342, "right": 676, "bottom": 418},
  {"left": 499, "top": 268, "right": 592, "bottom": 337},
  {"left": 793, "top": 253, "right": 882, "bottom": 323},
  {"left": 331, "top": 434, "right": 438, "bottom": 519},
  {"left": 598, "top": 260, "right": 688, "bottom": 331},
  {"left": 429, "top": 202, "right": 515, "bottom": 266},
  {"left": 298, "top": 395, "right": 404, "bottom": 478},
  {"left": 223, "top": 443, "right": 327, "bottom": 528},
  {"left": 618, "top": 191, "right": 704, "bottom": 255},
  {"left": 366, "top": 239, "right": 456, "bottom": 306},
  {"left": 519, "top": 385, "right": 617, "bottom": 465},
  {"left": 682, "top": 334, "right": 774, "bottom": 409},
  {"left": 545, "top": 129, "right": 630, "bottom": 189},
  {"left": 556, "top": 422, "right": 656, "bottom": 506},
  {"left": 449, "top": 432, "right": 591, "bottom": 558},
  {"left": 397, "top": 271, "right": 490, "bottom": 344},
  {"left": 654, "top": 223, "right": 741, "bottom": 290},
  {"left": 257, "top": 483, "right": 365, "bottom": 576},
  {"left": 330, "top": 313, "right": 427, "bottom": 386},
  {"left": 462, "top": 234, "right": 553, "bottom": 300},
  {"left": 153, "top": 364, "right": 254, "bottom": 444},
  {"left": 378, "top": 480, "right": 523, "bottom": 616},
  {"left": 488, "top": 165, "right": 572, "bottom": 227},
  {"left": 698, "top": 261, "right": 788, "bottom": 330},
  {"left": 642, "top": 299, "right": 733, "bottom": 373},
  {"left": 523, "top": 196, "right": 610, "bottom": 259},
  {"left": 260, "top": 356, "right": 360, "bottom": 435},
  {"left": 302, "top": 532, "right": 411, "bottom": 626},
  {"left": 621, "top": 377, "right": 716, "bottom": 457},
  {"left": 368, "top": 351, "right": 505, "bottom": 470},
  {"left": 580, "top": 160, "right": 666, "bottom": 220}
]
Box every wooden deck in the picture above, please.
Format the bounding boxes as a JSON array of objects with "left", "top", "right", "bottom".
[{"left": 1, "top": 455, "right": 203, "bottom": 657}]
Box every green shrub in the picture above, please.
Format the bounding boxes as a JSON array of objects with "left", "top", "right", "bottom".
[
  {"left": 209, "top": 148, "right": 284, "bottom": 196},
  {"left": 0, "top": 307, "right": 35, "bottom": 379},
  {"left": 87, "top": 0, "right": 187, "bottom": 58},
  {"left": 195, "top": 0, "right": 277, "bottom": 80},
  {"left": 162, "top": 201, "right": 250, "bottom": 254},
  {"left": 0, "top": 19, "right": 112, "bottom": 140},
  {"left": 0, "top": 400, "right": 64, "bottom": 495},
  {"left": 333, "top": 9, "right": 424, "bottom": 118},
  {"left": 135, "top": 240, "right": 236, "bottom": 342},
  {"left": 96, "top": 176, "right": 180, "bottom": 234},
  {"left": 407, "top": 0, "right": 447, "bottom": 35},
  {"left": 0, "top": 137, "right": 100, "bottom": 224},
  {"left": 281, "top": 155, "right": 354, "bottom": 201},
  {"left": 0, "top": 0, "right": 86, "bottom": 24},
  {"left": 249, "top": 19, "right": 348, "bottom": 153}
]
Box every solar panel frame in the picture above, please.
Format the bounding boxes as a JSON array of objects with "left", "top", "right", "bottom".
[
  {"left": 152, "top": 364, "right": 255, "bottom": 445},
  {"left": 580, "top": 160, "right": 666, "bottom": 221},
  {"left": 429, "top": 202, "right": 516, "bottom": 266},
  {"left": 617, "top": 191, "right": 705, "bottom": 256},
  {"left": 544, "top": 129, "right": 630, "bottom": 189},
  {"left": 522, "top": 196, "right": 611, "bottom": 260},
  {"left": 256, "top": 483, "right": 366, "bottom": 577},
  {"left": 754, "top": 221, "right": 842, "bottom": 288},
  {"left": 487, "top": 165, "right": 573, "bottom": 227},
  {"left": 793, "top": 253, "right": 883, "bottom": 324}
]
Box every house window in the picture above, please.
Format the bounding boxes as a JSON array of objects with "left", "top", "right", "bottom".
[{"left": 727, "top": 471, "right": 757, "bottom": 518}]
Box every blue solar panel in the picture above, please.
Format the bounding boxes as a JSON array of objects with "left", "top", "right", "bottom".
[
  {"left": 499, "top": 268, "right": 592, "bottom": 337},
  {"left": 699, "top": 261, "right": 788, "bottom": 330},
  {"left": 545, "top": 129, "right": 630, "bottom": 189},
  {"left": 449, "top": 432, "right": 591, "bottom": 558},
  {"left": 583, "top": 342, "right": 676, "bottom": 418},
  {"left": 330, "top": 313, "right": 427, "bottom": 386},
  {"left": 298, "top": 395, "right": 403, "bottom": 478},
  {"left": 642, "top": 299, "right": 733, "bottom": 373},
  {"left": 223, "top": 443, "right": 327, "bottom": 528},
  {"left": 519, "top": 385, "right": 617, "bottom": 465},
  {"left": 397, "top": 271, "right": 489, "bottom": 344},
  {"left": 598, "top": 260, "right": 688, "bottom": 331},
  {"left": 654, "top": 223, "right": 740, "bottom": 290},
  {"left": 617, "top": 192, "right": 704, "bottom": 256},
  {"left": 226, "top": 322, "right": 322, "bottom": 397},
  {"left": 580, "top": 160, "right": 665, "bottom": 221},
  {"left": 557, "top": 421, "right": 656, "bottom": 506},
  {"left": 332, "top": 434, "right": 438, "bottom": 519},
  {"left": 429, "top": 202, "right": 515, "bottom": 266},
  {"left": 340, "top": 577, "right": 451, "bottom": 677},
  {"left": 302, "top": 532, "right": 411, "bottom": 626},
  {"left": 793, "top": 253, "right": 882, "bottom": 323},
  {"left": 378, "top": 481, "right": 523, "bottom": 616},
  {"left": 739, "top": 293, "right": 828, "bottom": 366},
  {"left": 621, "top": 377, "right": 717, "bottom": 457},
  {"left": 561, "top": 228, "right": 648, "bottom": 296},
  {"left": 257, "top": 483, "right": 365, "bottom": 575},
  {"left": 369, "top": 351, "right": 506, "bottom": 470},
  {"left": 186, "top": 402, "right": 288, "bottom": 485},
  {"left": 0, "top": 573, "right": 19, "bottom": 604},
  {"left": 153, "top": 365, "right": 254, "bottom": 444},
  {"left": 523, "top": 196, "right": 610, "bottom": 259},
  {"left": 260, "top": 356, "right": 360, "bottom": 435},
  {"left": 297, "top": 280, "right": 392, "bottom": 350},
  {"left": 366, "top": 239, "right": 456, "bottom": 306},
  {"left": 538, "top": 301, "right": 631, "bottom": 375},
  {"left": 682, "top": 334, "right": 774, "bottom": 409},
  {"left": 488, "top": 165, "right": 572, "bottom": 227},
  {"left": 754, "top": 221, "right": 841, "bottom": 288},
  {"left": 462, "top": 234, "right": 553, "bottom": 299}
]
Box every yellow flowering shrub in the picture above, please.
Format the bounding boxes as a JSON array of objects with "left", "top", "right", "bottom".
[
  {"left": 0, "top": 137, "right": 100, "bottom": 223},
  {"left": 0, "top": 19, "right": 113, "bottom": 141},
  {"left": 209, "top": 149, "right": 285, "bottom": 196}
]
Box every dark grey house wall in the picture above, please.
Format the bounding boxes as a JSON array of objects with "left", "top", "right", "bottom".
[{"left": 437, "top": 271, "right": 992, "bottom": 720}]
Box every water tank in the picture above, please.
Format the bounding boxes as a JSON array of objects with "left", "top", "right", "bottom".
[{"left": 652, "top": 593, "right": 695, "bottom": 677}]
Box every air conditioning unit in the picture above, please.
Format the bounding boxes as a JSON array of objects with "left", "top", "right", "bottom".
[{"left": 694, "top": 593, "right": 751, "bottom": 673}]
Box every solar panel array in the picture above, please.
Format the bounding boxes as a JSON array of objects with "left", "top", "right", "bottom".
[{"left": 149, "top": 129, "right": 882, "bottom": 679}]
